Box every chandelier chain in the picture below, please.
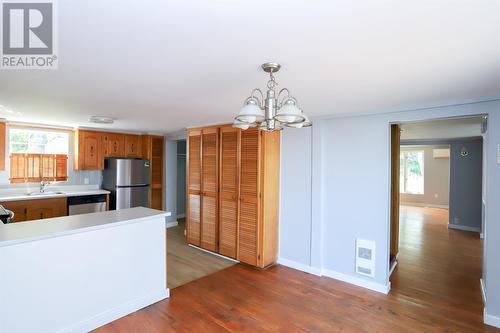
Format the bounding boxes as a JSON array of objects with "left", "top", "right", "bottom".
[{"left": 267, "top": 72, "right": 278, "bottom": 90}]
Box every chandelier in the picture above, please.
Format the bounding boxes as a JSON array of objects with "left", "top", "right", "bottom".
[{"left": 233, "top": 63, "right": 311, "bottom": 131}]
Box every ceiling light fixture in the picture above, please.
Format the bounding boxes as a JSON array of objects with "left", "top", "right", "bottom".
[
  {"left": 89, "top": 116, "right": 114, "bottom": 124},
  {"left": 234, "top": 63, "right": 311, "bottom": 131}
]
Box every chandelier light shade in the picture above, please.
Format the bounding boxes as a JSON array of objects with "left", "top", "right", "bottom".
[
  {"left": 235, "top": 98, "right": 264, "bottom": 123},
  {"left": 233, "top": 63, "right": 311, "bottom": 131}
]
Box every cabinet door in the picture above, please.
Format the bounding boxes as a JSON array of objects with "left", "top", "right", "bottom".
[
  {"left": 218, "top": 127, "right": 239, "bottom": 258},
  {"left": 26, "top": 198, "right": 67, "bottom": 220},
  {"left": 0, "top": 201, "right": 27, "bottom": 222},
  {"left": 187, "top": 130, "right": 202, "bottom": 246},
  {"left": 82, "top": 131, "right": 101, "bottom": 170},
  {"left": 201, "top": 128, "right": 218, "bottom": 252},
  {"left": 105, "top": 133, "right": 125, "bottom": 157},
  {"left": 125, "top": 135, "right": 142, "bottom": 158},
  {"left": 238, "top": 128, "right": 260, "bottom": 266}
]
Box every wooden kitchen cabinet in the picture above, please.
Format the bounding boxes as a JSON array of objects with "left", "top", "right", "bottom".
[
  {"left": 0, "top": 197, "right": 67, "bottom": 223},
  {"left": 0, "top": 121, "right": 5, "bottom": 171},
  {"left": 74, "top": 130, "right": 103, "bottom": 170},
  {"left": 124, "top": 134, "right": 142, "bottom": 158},
  {"left": 103, "top": 133, "right": 125, "bottom": 157}
]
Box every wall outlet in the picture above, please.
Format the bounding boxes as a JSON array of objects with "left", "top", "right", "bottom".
[
  {"left": 454, "top": 217, "right": 460, "bottom": 225},
  {"left": 84, "top": 177, "right": 90, "bottom": 185},
  {"left": 434, "top": 193, "right": 439, "bottom": 198}
]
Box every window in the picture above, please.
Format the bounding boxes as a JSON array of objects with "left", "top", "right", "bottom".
[
  {"left": 400, "top": 150, "right": 424, "bottom": 194},
  {"left": 8, "top": 127, "right": 69, "bottom": 183}
]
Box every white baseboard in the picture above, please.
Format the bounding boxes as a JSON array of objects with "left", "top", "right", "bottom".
[
  {"left": 448, "top": 223, "right": 481, "bottom": 233},
  {"left": 166, "top": 221, "right": 178, "bottom": 228},
  {"left": 480, "top": 278, "right": 486, "bottom": 305},
  {"left": 188, "top": 244, "right": 240, "bottom": 263},
  {"left": 59, "top": 288, "right": 169, "bottom": 333},
  {"left": 177, "top": 213, "right": 185, "bottom": 219},
  {"left": 402, "top": 202, "right": 449, "bottom": 209},
  {"left": 277, "top": 258, "right": 390, "bottom": 294},
  {"left": 277, "top": 258, "right": 322, "bottom": 276},
  {"left": 484, "top": 308, "right": 500, "bottom": 329},
  {"left": 322, "top": 268, "right": 391, "bottom": 295}
]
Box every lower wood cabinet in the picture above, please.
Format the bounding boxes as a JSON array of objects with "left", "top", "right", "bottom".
[{"left": 0, "top": 197, "right": 67, "bottom": 223}]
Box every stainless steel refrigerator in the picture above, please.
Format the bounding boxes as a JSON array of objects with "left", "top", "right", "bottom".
[{"left": 102, "top": 158, "right": 151, "bottom": 210}]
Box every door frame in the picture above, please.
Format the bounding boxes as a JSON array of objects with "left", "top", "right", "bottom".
[{"left": 387, "top": 113, "right": 488, "bottom": 286}]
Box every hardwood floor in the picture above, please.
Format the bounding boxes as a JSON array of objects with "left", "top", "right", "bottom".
[
  {"left": 96, "top": 207, "right": 498, "bottom": 332},
  {"left": 167, "top": 219, "right": 235, "bottom": 289}
]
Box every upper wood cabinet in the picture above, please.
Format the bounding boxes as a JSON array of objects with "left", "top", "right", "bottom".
[
  {"left": 0, "top": 121, "right": 5, "bottom": 171},
  {"left": 103, "top": 133, "right": 125, "bottom": 157},
  {"left": 186, "top": 124, "right": 280, "bottom": 268},
  {"left": 124, "top": 134, "right": 142, "bottom": 158},
  {"left": 74, "top": 130, "right": 103, "bottom": 170}
]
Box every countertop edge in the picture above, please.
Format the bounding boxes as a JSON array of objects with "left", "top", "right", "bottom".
[{"left": 0, "top": 208, "right": 169, "bottom": 248}]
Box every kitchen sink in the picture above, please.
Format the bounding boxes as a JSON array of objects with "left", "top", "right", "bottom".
[{"left": 26, "top": 191, "right": 66, "bottom": 196}]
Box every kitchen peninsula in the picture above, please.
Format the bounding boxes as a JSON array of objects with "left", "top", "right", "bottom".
[{"left": 0, "top": 207, "right": 170, "bottom": 333}]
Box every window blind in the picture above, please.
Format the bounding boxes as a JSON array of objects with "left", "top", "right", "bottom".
[{"left": 10, "top": 153, "right": 68, "bottom": 183}]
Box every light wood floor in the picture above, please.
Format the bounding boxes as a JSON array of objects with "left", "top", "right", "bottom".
[
  {"left": 167, "top": 219, "right": 235, "bottom": 289},
  {"left": 96, "top": 206, "right": 498, "bottom": 332}
]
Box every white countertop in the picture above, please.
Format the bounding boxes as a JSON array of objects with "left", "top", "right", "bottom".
[
  {"left": 0, "top": 187, "right": 110, "bottom": 202},
  {"left": 0, "top": 207, "right": 169, "bottom": 248}
]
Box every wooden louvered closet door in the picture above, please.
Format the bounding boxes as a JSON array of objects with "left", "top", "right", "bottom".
[
  {"left": 200, "top": 128, "right": 219, "bottom": 252},
  {"left": 187, "top": 129, "right": 202, "bottom": 246},
  {"left": 238, "top": 128, "right": 260, "bottom": 265},
  {"left": 218, "top": 127, "right": 240, "bottom": 258}
]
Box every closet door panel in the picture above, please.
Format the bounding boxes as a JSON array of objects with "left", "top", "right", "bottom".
[
  {"left": 238, "top": 128, "right": 259, "bottom": 265},
  {"left": 187, "top": 130, "right": 202, "bottom": 246},
  {"left": 187, "top": 194, "right": 200, "bottom": 246},
  {"left": 201, "top": 194, "right": 217, "bottom": 251},
  {"left": 200, "top": 128, "right": 218, "bottom": 251},
  {"left": 219, "top": 128, "right": 239, "bottom": 258}
]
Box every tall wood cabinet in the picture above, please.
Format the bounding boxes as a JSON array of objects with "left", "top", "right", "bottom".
[
  {"left": 186, "top": 125, "right": 280, "bottom": 268},
  {"left": 142, "top": 135, "right": 164, "bottom": 210}
]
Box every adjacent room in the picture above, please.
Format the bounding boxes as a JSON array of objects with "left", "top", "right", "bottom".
[
  {"left": 0, "top": 1, "right": 499, "bottom": 332},
  {"left": 389, "top": 117, "right": 486, "bottom": 327}
]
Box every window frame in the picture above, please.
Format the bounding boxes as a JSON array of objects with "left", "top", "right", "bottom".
[{"left": 7, "top": 125, "right": 71, "bottom": 184}]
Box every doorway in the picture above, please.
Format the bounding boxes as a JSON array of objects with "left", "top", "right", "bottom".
[
  {"left": 166, "top": 138, "right": 235, "bottom": 290},
  {"left": 389, "top": 116, "right": 486, "bottom": 320}
]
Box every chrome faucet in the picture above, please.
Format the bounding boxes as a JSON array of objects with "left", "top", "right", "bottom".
[{"left": 40, "top": 181, "right": 50, "bottom": 193}]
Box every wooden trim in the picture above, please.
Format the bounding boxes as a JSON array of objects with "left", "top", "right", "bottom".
[{"left": 390, "top": 124, "right": 401, "bottom": 258}]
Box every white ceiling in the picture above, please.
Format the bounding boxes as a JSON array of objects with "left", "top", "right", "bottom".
[
  {"left": 401, "top": 116, "right": 484, "bottom": 140},
  {"left": 0, "top": 0, "right": 499, "bottom": 134}
]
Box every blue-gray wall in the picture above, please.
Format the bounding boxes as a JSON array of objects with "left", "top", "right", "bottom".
[
  {"left": 449, "top": 138, "right": 483, "bottom": 231},
  {"left": 165, "top": 139, "right": 177, "bottom": 223},
  {"left": 279, "top": 99, "right": 500, "bottom": 321}
]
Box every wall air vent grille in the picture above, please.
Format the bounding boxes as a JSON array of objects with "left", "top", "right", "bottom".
[{"left": 356, "top": 239, "right": 375, "bottom": 278}]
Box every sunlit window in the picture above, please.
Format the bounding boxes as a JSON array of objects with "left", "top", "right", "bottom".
[
  {"left": 400, "top": 150, "right": 424, "bottom": 194},
  {"left": 9, "top": 128, "right": 69, "bottom": 154}
]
